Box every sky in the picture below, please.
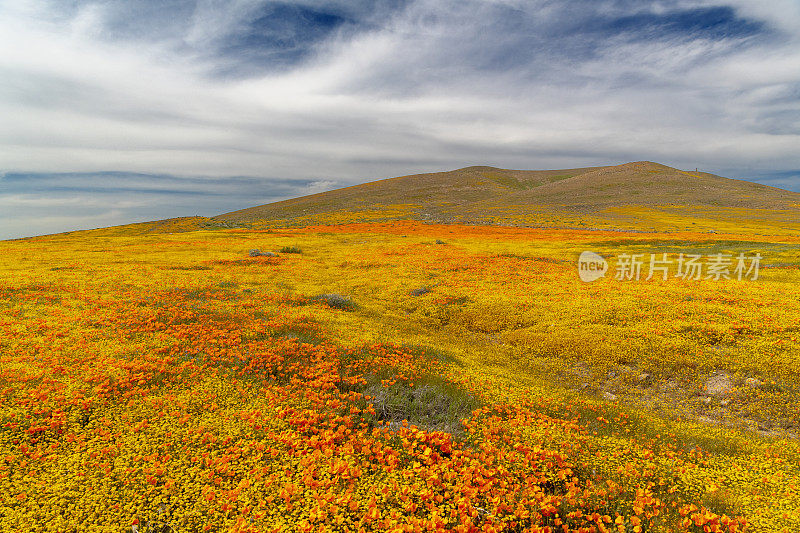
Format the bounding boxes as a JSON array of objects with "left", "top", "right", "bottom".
[{"left": 1, "top": 0, "right": 799, "bottom": 240}]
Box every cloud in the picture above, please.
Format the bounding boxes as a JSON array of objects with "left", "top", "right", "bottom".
[
  {"left": 0, "top": 171, "right": 333, "bottom": 240},
  {"left": 0, "top": 0, "right": 799, "bottom": 239},
  {"left": 305, "top": 179, "right": 339, "bottom": 194},
  {"left": 746, "top": 170, "right": 800, "bottom": 192}
]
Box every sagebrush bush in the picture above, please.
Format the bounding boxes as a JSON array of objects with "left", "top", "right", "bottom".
[
  {"left": 313, "top": 293, "right": 357, "bottom": 311},
  {"left": 363, "top": 374, "right": 479, "bottom": 437}
]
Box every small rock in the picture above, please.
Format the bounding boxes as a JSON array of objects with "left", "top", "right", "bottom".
[
  {"left": 636, "top": 373, "right": 650, "bottom": 383},
  {"left": 601, "top": 391, "right": 617, "bottom": 401},
  {"left": 705, "top": 372, "right": 734, "bottom": 396},
  {"left": 720, "top": 399, "right": 730, "bottom": 406},
  {"left": 435, "top": 239, "right": 445, "bottom": 244},
  {"left": 702, "top": 396, "right": 712, "bottom": 405}
]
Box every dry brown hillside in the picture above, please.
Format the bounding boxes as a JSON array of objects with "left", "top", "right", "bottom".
[{"left": 213, "top": 161, "right": 800, "bottom": 230}]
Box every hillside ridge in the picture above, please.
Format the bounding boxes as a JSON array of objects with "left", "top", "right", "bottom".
[{"left": 214, "top": 161, "right": 800, "bottom": 228}]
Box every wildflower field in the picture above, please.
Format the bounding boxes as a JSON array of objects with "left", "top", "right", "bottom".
[{"left": 1, "top": 221, "right": 799, "bottom": 532}]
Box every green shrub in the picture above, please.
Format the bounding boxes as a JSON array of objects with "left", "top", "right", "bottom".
[{"left": 363, "top": 374, "right": 479, "bottom": 437}]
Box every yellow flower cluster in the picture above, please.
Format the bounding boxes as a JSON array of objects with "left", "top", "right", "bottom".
[{"left": 0, "top": 221, "right": 797, "bottom": 531}]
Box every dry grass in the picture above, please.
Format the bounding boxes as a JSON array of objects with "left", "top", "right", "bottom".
[{"left": 212, "top": 162, "right": 800, "bottom": 234}]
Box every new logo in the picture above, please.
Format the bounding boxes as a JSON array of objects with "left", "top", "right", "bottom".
[{"left": 578, "top": 251, "right": 608, "bottom": 282}]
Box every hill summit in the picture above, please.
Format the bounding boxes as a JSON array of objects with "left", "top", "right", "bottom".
[{"left": 213, "top": 161, "right": 800, "bottom": 231}]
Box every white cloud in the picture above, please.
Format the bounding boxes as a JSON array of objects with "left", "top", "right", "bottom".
[
  {"left": 718, "top": 0, "right": 800, "bottom": 34},
  {"left": 0, "top": 0, "right": 798, "bottom": 239},
  {"left": 0, "top": 194, "right": 151, "bottom": 209},
  {"left": 305, "top": 180, "right": 338, "bottom": 194},
  {"left": 1, "top": 0, "right": 798, "bottom": 177}
]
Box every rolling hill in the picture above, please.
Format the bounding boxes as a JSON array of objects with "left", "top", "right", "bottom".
[
  {"left": 4, "top": 161, "right": 800, "bottom": 531},
  {"left": 213, "top": 161, "right": 800, "bottom": 232}
]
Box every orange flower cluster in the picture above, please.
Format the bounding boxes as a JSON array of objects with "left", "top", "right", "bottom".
[
  {"left": 679, "top": 505, "right": 747, "bottom": 533},
  {"left": 2, "top": 220, "right": 797, "bottom": 531},
  {"left": 0, "top": 281, "right": 748, "bottom": 532}
]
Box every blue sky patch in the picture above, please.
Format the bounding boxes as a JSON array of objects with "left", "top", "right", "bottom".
[
  {"left": 215, "top": 3, "right": 353, "bottom": 74},
  {"left": 602, "top": 6, "right": 765, "bottom": 41}
]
